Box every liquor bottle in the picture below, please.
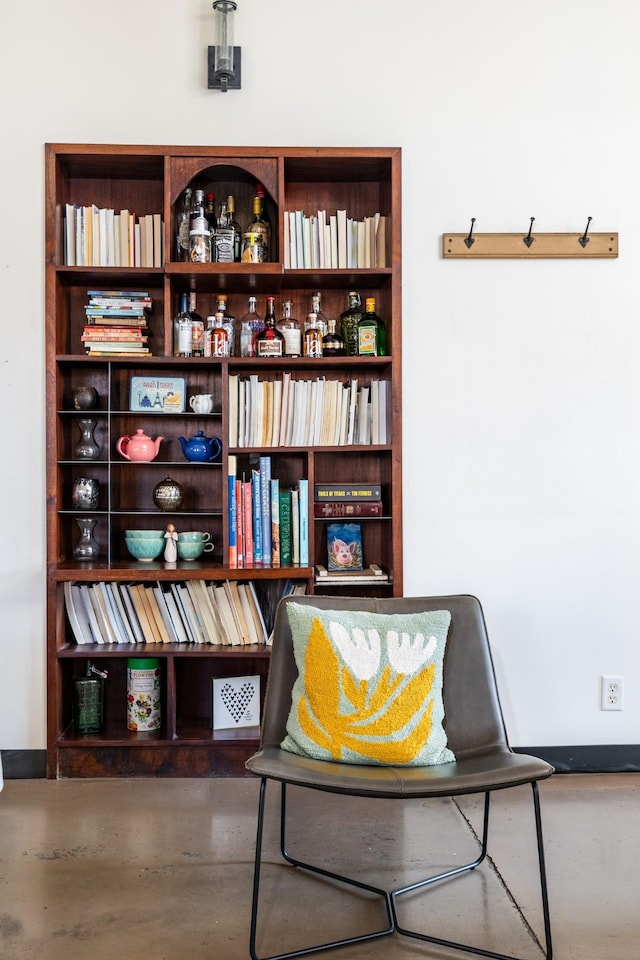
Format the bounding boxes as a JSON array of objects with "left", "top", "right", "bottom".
[
  {"left": 310, "top": 291, "right": 328, "bottom": 338},
  {"left": 240, "top": 296, "right": 263, "bottom": 357},
  {"left": 175, "top": 187, "right": 193, "bottom": 261},
  {"left": 213, "top": 198, "right": 234, "bottom": 263},
  {"left": 189, "top": 188, "right": 207, "bottom": 233},
  {"left": 357, "top": 297, "right": 386, "bottom": 356},
  {"left": 215, "top": 294, "right": 236, "bottom": 354},
  {"left": 254, "top": 296, "right": 284, "bottom": 357},
  {"left": 277, "top": 298, "right": 302, "bottom": 357},
  {"left": 322, "top": 318, "right": 345, "bottom": 357},
  {"left": 173, "top": 292, "right": 192, "bottom": 357},
  {"left": 206, "top": 312, "right": 229, "bottom": 357},
  {"left": 205, "top": 193, "right": 217, "bottom": 234},
  {"left": 226, "top": 194, "right": 242, "bottom": 261},
  {"left": 303, "top": 312, "right": 323, "bottom": 358},
  {"left": 188, "top": 292, "right": 204, "bottom": 357},
  {"left": 250, "top": 186, "right": 271, "bottom": 260},
  {"left": 339, "top": 290, "right": 362, "bottom": 356}
]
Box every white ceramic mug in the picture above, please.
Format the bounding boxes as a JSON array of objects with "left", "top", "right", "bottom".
[{"left": 189, "top": 394, "right": 214, "bottom": 414}]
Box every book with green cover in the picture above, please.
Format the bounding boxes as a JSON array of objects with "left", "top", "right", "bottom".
[{"left": 279, "top": 489, "right": 292, "bottom": 565}]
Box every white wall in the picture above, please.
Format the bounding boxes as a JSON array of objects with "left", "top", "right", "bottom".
[{"left": 1, "top": 0, "right": 638, "bottom": 751}]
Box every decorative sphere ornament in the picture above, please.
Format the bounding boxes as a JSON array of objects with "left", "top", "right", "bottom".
[{"left": 153, "top": 476, "right": 184, "bottom": 512}]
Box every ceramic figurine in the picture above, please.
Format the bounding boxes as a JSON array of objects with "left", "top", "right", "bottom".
[{"left": 164, "top": 523, "right": 178, "bottom": 562}]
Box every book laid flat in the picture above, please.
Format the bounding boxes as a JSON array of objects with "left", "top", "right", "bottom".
[
  {"left": 314, "top": 484, "right": 382, "bottom": 501},
  {"left": 314, "top": 563, "right": 390, "bottom": 584}
]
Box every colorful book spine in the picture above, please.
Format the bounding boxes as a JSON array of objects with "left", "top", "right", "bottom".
[
  {"left": 280, "top": 489, "right": 293, "bottom": 565},
  {"left": 252, "top": 467, "right": 263, "bottom": 565},
  {"left": 228, "top": 455, "right": 237, "bottom": 568},
  {"left": 243, "top": 479, "right": 254, "bottom": 567},
  {"left": 314, "top": 483, "right": 382, "bottom": 501},
  {"left": 298, "top": 478, "right": 309, "bottom": 566},
  {"left": 235, "top": 478, "right": 244, "bottom": 568},
  {"left": 291, "top": 487, "right": 300, "bottom": 564},
  {"left": 270, "top": 478, "right": 280, "bottom": 568},
  {"left": 259, "top": 456, "right": 272, "bottom": 565}
]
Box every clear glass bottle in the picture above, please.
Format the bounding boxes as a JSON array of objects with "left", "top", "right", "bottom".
[
  {"left": 250, "top": 187, "right": 271, "bottom": 261},
  {"left": 175, "top": 186, "right": 192, "bottom": 261},
  {"left": 310, "top": 291, "right": 328, "bottom": 338},
  {"left": 173, "top": 292, "right": 192, "bottom": 357},
  {"left": 322, "top": 318, "right": 346, "bottom": 357},
  {"left": 74, "top": 661, "right": 107, "bottom": 733},
  {"left": 277, "top": 298, "right": 302, "bottom": 357},
  {"left": 339, "top": 290, "right": 362, "bottom": 356},
  {"left": 303, "top": 312, "right": 323, "bottom": 358},
  {"left": 189, "top": 188, "right": 207, "bottom": 233},
  {"left": 254, "top": 296, "right": 284, "bottom": 357},
  {"left": 226, "top": 194, "right": 242, "bottom": 262},
  {"left": 240, "top": 296, "right": 263, "bottom": 357},
  {"left": 358, "top": 297, "right": 386, "bottom": 356},
  {"left": 215, "top": 294, "right": 236, "bottom": 354},
  {"left": 189, "top": 292, "right": 204, "bottom": 357}
]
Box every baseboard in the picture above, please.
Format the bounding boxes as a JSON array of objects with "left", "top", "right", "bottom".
[
  {"left": 2, "top": 746, "right": 639, "bottom": 779},
  {"left": 515, "top": 744, "right": 640, "bottom": 773},
  {"left": 1, "top": 750, "right": 47, "bottom": 779}
]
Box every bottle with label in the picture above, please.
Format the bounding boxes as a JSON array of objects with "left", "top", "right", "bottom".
[
  {"left": 205, "top": 312, "right": 229, "bottom": 357},
  {"left": 189, "top": 188, "right": 207, "bottom": 233},
  {"left": 188, "top": 292, "right": 204, "bottom": 357},
  {"left": 213, "top": 198, "right": 235, "bottom": 263},
  {"left": 322, "top": 318, "right": 346, "bottom": 357},
  {"left": 303, "top": 312, "right": 323, "bottom": 358},
  {"left": 310, "top": 291, "right": 328, "bottom": 338},
  {"left": 254, "top": 296, "right": 284, "bottom": 357},
  {"left": 240, "top": 296, "right": 263, "bottom": 357},
  {"left": 277, "top": 298, "right": 302, "bottom": 357},
  {"left": 173, "top": 292, "right": 192, "bottom": 357},
  {"left": 358, "top": 297, "right": 386, "bottom": 356},
  {"left": 205, "top": 193, "right": 217, "bottom": 234},
  {"left": 339, "top": 290, "right": 362, "bottom": 356},
  {"left": 215, "top": 294, "right": 236, "bottom": 354},
  {"left": 226, "top": 195, "right": 242, "bottom": 261},
  {"left": 175, "top": 187, "right": 193, "bottom": 261},
  {"left": 250, "top": 186, "right": 271, "bottom": 260}
]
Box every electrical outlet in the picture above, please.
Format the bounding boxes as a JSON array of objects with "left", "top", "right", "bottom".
[{"left": 601, "top": 675, "right": 624, "bottom": 711}]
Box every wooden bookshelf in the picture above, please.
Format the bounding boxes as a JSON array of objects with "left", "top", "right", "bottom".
[{"left": 45, "top": 144, "right": 402, "bottom": 778}]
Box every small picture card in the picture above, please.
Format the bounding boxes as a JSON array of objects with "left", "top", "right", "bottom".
[
  {"left": 212, "top": 675, "right": 261, "bottom": 730},
  {"left": 129, "top": 376, "right": 185, "bottom": 413},
  {"left": 326, "top": 522, "right": 364, "bottom": 572}
]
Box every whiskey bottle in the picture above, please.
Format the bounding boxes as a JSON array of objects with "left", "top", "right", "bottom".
[
  {"left": 339, "top": 290, "right": 362, "bottom": 356},
  {"left": 303, "top": 312, "right": 323, "bottom": 358},
  {"left": 322, "top": 318, "right": 345, "bottom": 357},
  {"left": 240, "top": 296, "right": 263, "bottom": 357},
  {"left": 310, "top": 291, "right": 328, "bottom": 338},
  {"left": 175, "top": 187, "right": 192, "bottom": 262},
  {"left": 173, "top": 292, "right": 192, "bottom": 357},
  {"left": 254, "top": 296, "right": 284, "bottom": 357},
  {"left": 215, "top": 295, "right": 236, "bottom": 354},
  {"left": 226, "top": 195, "right": 242, "bottom": 261},
  {"left": 213, "top": 198, "right": 234, "bottom": 263},
  {"left": 277, "top": 298, "right": 302, "bottom": 357},
  {"left": 207, "top": 312, "right": 229, "bottom": 357},
  {"left": 188, "top": 292, "right": 204, "bottom": 357},
  {"left": 250, "top": 187, "right": 271, "bottom": 260},
  {"left": 357, "top": 297, "right": 386, "bottom": 356}
]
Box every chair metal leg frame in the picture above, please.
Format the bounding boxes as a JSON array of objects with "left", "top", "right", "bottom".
[
  {"left": 250, "top": 779, "right": 552, "bottom": 960},
  {"left": 250, "top": 779, "right": 394, "bottom": 960},
  {"left": 392, "top": 783, "right": 553, "bottom": 960}
]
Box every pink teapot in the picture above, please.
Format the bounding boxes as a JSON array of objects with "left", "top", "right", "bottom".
[{"left": 116, "top": 429, "right": 163, "bottom": 462}]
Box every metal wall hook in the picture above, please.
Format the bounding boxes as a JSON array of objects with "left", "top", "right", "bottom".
[
  {"left": 523, "top": 217, "right": 535, "bottom": 248},
  {"left": 579, "top": 216, "right": 592, "bottom": 248},
  {"left": 464, "top": 217, "right": 476, "bottom": 249}
]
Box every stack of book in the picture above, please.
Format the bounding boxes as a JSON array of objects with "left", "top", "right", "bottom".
[
  {"left": 283, "top": 208, "right": 388, "bottom": 270},
  {"left": 313, "top": 483, "right": 384, "bottom": 518},
  {"left": 63, "top": 578, "right": 304, "bottom": 647},
  {"left": 82, "top": 290, "right": 152, "bottom": 356},
  {"left": 228, "top": 455, "right": 309, "bottom": 569},
  {"left": 64, "top": 204, "right": 163, "bottom": 267}
]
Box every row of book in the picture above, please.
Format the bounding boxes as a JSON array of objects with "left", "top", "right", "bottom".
[
  {"left": 228, "top": 456, "right": 309, "bottom": 569},
  {"left": 228, "top": 373, "right": 390, "bottom": 449},
  {"left": 64, "top": 577, "right": 305, "bottom": 647},
  {"left": 64, "top": 204, "right": 164, "bottom": 268},
  {"left": 82, "top": 290, "right": 152, "bottom": 356},
  {"left": 283, "top": 209, "right": 388, "bottom": 270}
]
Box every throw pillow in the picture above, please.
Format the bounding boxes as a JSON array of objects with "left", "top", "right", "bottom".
[{"left": 281, "top": 603, "right": 454, "bottom": 766}]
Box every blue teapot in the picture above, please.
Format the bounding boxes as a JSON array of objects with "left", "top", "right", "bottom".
[{"left": 178, "top": 430, "right": 222, "bottom": 463}]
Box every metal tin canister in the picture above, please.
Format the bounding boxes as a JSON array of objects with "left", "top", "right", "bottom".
[{"left": 127, "top": 658, "right": 161, "bottom": 731}]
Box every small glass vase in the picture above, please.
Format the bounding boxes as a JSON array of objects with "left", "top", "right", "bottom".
[
  {"left": 74, "top": 417, "right": 101, "bottom": 460},
  {"left": 73, "top": 517, "right": 100, "bottom": 561}
]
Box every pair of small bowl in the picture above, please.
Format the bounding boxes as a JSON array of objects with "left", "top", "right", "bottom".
[{"left": 125, "top": 529, "right": 164, "bottom": 562}]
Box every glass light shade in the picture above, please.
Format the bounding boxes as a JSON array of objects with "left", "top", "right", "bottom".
[{"left": 213, "top": 0, "right": 236, "bottom": 81}]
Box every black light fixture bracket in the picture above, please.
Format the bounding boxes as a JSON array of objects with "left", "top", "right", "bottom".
[{"left": 208, "top": 46, "right": 242, "bottom": 91}]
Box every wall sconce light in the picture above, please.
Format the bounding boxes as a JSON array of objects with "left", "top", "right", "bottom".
[{"left": 208, "top": 1, "right": 241, "bottom": 92}]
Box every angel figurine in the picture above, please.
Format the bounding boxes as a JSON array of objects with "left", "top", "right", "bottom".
[{"left": 164, "top": 523, "right": 178, "bottom": 563}]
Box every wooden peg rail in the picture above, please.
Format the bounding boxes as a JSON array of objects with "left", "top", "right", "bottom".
[{"left": 442, "top": 232, "right": 618, "bottom": 259}]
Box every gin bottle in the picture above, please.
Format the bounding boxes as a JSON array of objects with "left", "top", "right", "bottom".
[
  {"left": 240, "top": 296, "right": 263, "bottom": 357},
  {"left": 339, "top": 290, "right": 362, "bottom": 356},
  {"left": 173, "top": 292, "right": 192, "bottom": 357}
]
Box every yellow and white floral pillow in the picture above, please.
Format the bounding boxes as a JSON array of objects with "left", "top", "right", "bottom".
[{"left": 281, "top": 604, "right": 455, "bottom": 766}]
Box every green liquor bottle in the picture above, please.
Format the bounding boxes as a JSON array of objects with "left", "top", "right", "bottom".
[{"left": 357, "top": 297, "right": 386, "bottom": 356}]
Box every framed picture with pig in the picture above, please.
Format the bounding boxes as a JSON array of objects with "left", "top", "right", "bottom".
[{"left": 326, "top": 522, "right": 364, "bottom": 572}]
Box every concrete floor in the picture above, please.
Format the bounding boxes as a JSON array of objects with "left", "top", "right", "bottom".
[{"left": 0, "top": 773, "right": 637, "bottom": 959}]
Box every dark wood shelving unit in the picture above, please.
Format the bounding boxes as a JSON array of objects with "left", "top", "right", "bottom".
[{"left": 45, "top": 144, "right": 402, "bottom": 778}]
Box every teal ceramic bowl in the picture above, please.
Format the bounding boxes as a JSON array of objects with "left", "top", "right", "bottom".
[
  {"left": 125, "top": 537, "right": 164, "bottom": 561},
  {"left": 125, "top": 529, "right": 165, "bottom": 540}
]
